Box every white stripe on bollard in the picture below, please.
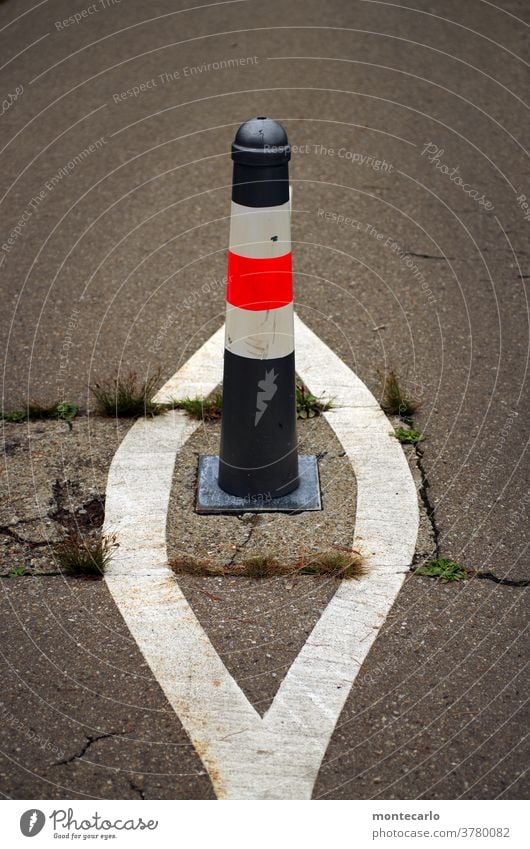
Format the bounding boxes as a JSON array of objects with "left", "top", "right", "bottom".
[
  {"left": 229, "top": 199, "right": 291, "bottom": 259},
  {"left": 225, "top": 302, "right": 294, "bottom": 359}
]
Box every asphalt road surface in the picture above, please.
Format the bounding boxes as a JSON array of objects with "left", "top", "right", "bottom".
[{"left": 0, "top": 0, "right": 528, "bottom": 800}]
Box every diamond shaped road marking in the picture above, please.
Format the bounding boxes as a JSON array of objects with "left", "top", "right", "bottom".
[{"left": 103, "top": 315, "right": 419, "bottom": 799}]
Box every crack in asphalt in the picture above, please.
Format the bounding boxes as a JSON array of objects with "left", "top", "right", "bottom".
[
  {"left": 410, "top": 564, "right": 530, "bottom": 588},
  {"left": 413, "top": 444, "right": 441, "bottom": 560},
  {"left": 403, "top": 251, "right": 454, "bottom": 261},
  {"left": 52, "top": 732, "right": 126, "bottom": 767},
  {"left": 409, "top": 432, "right": 528, "bottom": 588},
  {"left": 3, "top": 433, "right": 524, "bottom": 589},
  {"left": 0, "top": 572, "right": 64, "bottom": 578},
  {"left": 472, "top": 571, "right": 530, "bottom": 588},
  {"left": 0, "top": 525, "right": 49, "bottom": 549},
  {"left": 0, "top": 482, "right": 105, "bottom": 565},
  {"left": 227, "top": 514, "right": 261, "bottom": 566},
  {"left": 129, "top": 778, "right": 146, "bottom": 799},
  {"left": 49, "top": 479, "right": 105, "bottom": 532}
]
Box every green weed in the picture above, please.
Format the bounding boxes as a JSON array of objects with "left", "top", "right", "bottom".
[
  {"left": 415, "top": 558, "right": 470, "bottom": 582},
  {"left": 296, "top": 383, "right": 333, "bottom": 419},
  {"left": 170, "top": 383, "right": 332, "bottom": 423},
  {"left": 392, "top": 426, "right": 425, "bottom": 445},
  {"left": 1, "top": 401, "right": 78, "bottom": 426}
]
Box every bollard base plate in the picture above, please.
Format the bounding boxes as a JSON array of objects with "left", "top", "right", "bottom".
[{"left": 195, "top": 455, "right": 321, "bottom": 514}]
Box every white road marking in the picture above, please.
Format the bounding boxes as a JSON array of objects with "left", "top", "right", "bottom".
[{"left": 104, "top": 315, "right": 419, "bottom": 799}]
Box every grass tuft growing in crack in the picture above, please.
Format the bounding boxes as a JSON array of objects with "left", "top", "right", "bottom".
[
  {"left": 170, "top": 549, "right": 366, "bottom": 580},
  {"left": 296, "top": 550, "right": 366, "bottom": 579},
  {"left": 170, "top": 557, "right": 214, "bottom": 576},
  {"left": 2, "top": 401, "right": 78, "bottom": 427},
  {"left": 170, "top": 383, "right": 333, "bottom": 423},
  {"left": 415, "top": 558, "right": 469, "bottom": 582},
  {"left": 170, "top": 392, "right": 223, "bottom": 421},
  {"left": 90, "top": 371, "right": 165, "bottom": 418},
  {"left": 379, "top": 369, "right": 419, "bottom": 419},
  {"left": 52, "top": 529, "right": 117, "bottom": 577},
  {"left": 245, "top": 555, "right": 281, "bottom": 579},
  {"left": 392, "top": 426, "right": 425, "bottom": 445}
]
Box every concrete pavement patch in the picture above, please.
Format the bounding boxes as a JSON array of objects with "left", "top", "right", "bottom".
[{"left": 0, "top": 418, "right": 129, "bottom": 576}]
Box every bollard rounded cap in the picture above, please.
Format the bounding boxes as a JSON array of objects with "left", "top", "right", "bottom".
[{"left": 232, "top": 117, "right": 291, "bottom": 166}]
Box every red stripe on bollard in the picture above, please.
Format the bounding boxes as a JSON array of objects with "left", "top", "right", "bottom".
[{"left": 226, "top": 251, "right": 293, "bottom": 310}]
